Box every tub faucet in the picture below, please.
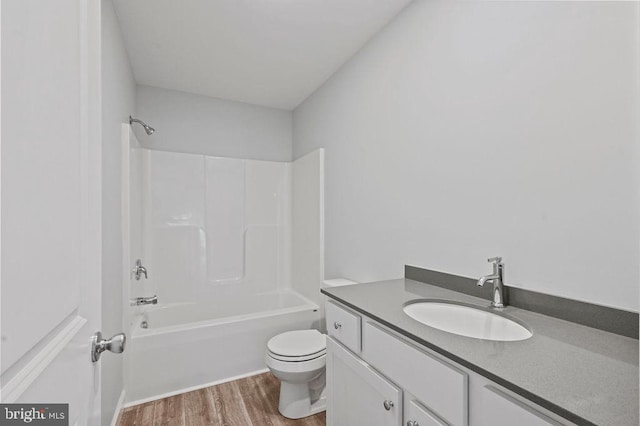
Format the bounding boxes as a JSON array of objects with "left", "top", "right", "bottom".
[
  {"left": 131, "top": 295, "right": 158, "bottom": 306},
  {"left": 133, "top": 259, "right": 148, "bottom": 280},
  {"left": 477, "top": 257, "right": 505, "bottom": 308}
]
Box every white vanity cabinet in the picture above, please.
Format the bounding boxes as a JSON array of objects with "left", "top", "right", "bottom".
[
  {"left": 325, "top": 300, "right": 575, "bottom": 426},
  {"left": 326, "top": 338, "right": 403, "bottom": 426}
]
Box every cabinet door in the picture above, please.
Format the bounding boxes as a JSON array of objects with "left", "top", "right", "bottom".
[{"left": 327, "top": 337, "right": 402, "bottom": 426}]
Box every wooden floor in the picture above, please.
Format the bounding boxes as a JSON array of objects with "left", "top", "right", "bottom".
[{"left": 117, "top": 373, "right": 326, "bottom": 426}]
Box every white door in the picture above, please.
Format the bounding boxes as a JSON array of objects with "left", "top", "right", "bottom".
[
  {"left": 1, "top": 1, "right": 104, "bottom": 425},
  {"left": 326, "top": 338, "right": 402, "bottom": 426}
]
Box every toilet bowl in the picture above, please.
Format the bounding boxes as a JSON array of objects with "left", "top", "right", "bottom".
[
  {"left": 265, "top": 329, "right": 327, "bottom": 419},
  {"left": 265, "top": 278, "right": 358, "bottom": 419}
]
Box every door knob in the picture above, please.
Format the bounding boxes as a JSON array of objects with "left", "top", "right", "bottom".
[
  {"left": 91, "top": 331, "right": 126, "bottom": 362},
  {"left": 383, "top": 400, "right": 394, "bottom": 411}
]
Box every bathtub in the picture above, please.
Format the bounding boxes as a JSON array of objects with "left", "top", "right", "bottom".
[{"left": 124, "top": 290, "right": 320, "bottom": 404}]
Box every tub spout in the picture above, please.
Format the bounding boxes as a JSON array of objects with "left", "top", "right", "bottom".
[{"left": 131, "top": 295, "right": 158, "bottom": 306}]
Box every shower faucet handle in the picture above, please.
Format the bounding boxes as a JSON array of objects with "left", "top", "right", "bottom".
[{"left": 133, "top": 259, "right": 148, "bottom": 280}]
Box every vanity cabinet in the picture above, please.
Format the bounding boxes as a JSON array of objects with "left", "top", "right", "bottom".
[
  {"left": 326, "top": 337, "right": 402, "bottom": 426},
  {"left": 325, "top": 300, "right": 574, "bottom": 426}
]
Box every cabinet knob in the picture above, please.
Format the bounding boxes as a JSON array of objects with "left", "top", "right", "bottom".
[
  {"left": 333, "top": 322, "right": 342, "bottom": 330},
  {"left": 407, "top": 421, "right": 419, "bottom": 426},
  {"left": 383, "top": 400, "right": 394, "bottom": 411}
]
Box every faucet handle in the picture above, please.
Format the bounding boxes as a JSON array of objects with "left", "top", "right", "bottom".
[
  {"left": 133, "top": 259, "right": 148, "bottom": 280},
  {"left": 487, "top": 256, "right": 502, "bottom": 264}
]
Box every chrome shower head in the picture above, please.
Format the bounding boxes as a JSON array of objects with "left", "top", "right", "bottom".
[{"left": 129, "top": 116, "right": 155, "bottom": 135}]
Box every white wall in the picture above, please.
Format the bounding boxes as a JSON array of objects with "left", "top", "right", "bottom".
[
  {"left": 101, "top": 0, "right": 136, "bottom": 424},
  {"left": 135, "top": 85, "right": 293, "bottom": 161},
  {"left": 293, "top": 0, "right": 640, "bottom": 311}
]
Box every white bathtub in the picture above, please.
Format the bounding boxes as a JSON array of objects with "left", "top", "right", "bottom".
[{"left": 124, "top": 290, "right": 320, "bottom": 404}]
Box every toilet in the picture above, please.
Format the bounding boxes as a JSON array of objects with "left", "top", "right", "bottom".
[
  {"left": 265, "top": 329, "right": 327, "bottom": 419},
  {"left": 265, "top": 278, "right": 358, "bottom": 419}
]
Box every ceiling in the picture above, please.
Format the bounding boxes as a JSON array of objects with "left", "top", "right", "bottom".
[{"left": 113, "top": 0, "right": 413, "bottom": 110}]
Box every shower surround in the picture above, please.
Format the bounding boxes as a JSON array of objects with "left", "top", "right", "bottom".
[
  {"left": 124, "top": 144, "right": 322, "bottom": 404},
  {"left": 141, "top": 150, "right": 292, "bottom": 301}
]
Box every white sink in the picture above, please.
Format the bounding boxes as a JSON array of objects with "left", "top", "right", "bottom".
[{"left": 403, "top": 301, "right": 532, "bottom": 341}]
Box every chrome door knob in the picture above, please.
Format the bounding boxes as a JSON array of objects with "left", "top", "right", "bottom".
[
  {"left": 407, "top": 421, "right": 419, "bottom": 426},
  {"left": 383, "top": 400, "right": 394, "bottom": 411},
  {"left": 333, "top": 322, "right": 342, "bottom": 330},
  {"left": 91, "top": 331, "right": 126, "bottom": 362}
]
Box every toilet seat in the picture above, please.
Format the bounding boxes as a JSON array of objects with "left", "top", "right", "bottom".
[
  {"left": 267, "top": 348, "right": 326, "bottom": 362},
  {"left": 267, "top": 330, "right": 326, "bottom": 362},
  {"left": 265, "top": 350, "right": 326, "bottom": 375}
]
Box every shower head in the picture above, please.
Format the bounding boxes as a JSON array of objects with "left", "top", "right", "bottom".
[{"left": 129, "top": 116, "right": 155, "bottom": 135}]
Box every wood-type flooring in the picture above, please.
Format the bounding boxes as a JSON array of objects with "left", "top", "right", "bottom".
[{"left": 117, "top": 372, "right": 326, "bottom": 426}]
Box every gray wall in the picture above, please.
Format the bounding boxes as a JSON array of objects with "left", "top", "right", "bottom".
[
  {"left": 101, "top": 0, "right": 136, "bottom": 423},
  {"left": 293, "top": 0, "right": 639, "bottom": 311},
  {"left": 135, "top": 85, "right": 293, "bottom": 161}
]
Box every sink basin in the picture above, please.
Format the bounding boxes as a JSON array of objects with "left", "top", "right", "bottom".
[{"left": 403, "top": 301, "right": 532, "bottom": 341}]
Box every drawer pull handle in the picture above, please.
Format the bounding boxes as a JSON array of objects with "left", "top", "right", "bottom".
[
  {"left": 333, "top": 322, "right": 342, "bottom": 330},
  {"left": 407, "top": 421, "right": 419, "bottom": 426},
  {"left": 383, "top": 400, "right": 394, "bottom": 411}
]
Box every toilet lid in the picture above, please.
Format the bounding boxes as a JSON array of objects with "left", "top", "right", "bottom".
[{"left": 267, "top": 330, "right": 326, "bottom": 357}]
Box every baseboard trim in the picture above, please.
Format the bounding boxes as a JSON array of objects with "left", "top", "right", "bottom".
[
  {"left": 124, "top": 368, "right": 270, "bottom": 408},
  {"left": 110, "top": 389, "right": 126, "bottom": 426}
]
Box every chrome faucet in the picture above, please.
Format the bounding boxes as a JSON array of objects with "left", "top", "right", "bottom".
[
  {"left": 131, "top": 295, "right": 158, "bottom": 306},
  {"left": 477, "top": 257, "right": 505, "bottom": 308},
  {"left": 133, "top": 259, "right": 148, "bottom": 280}
]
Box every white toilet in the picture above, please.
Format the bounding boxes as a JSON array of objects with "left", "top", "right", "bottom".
[
  {"left": 265, "top": 278, "right": 358, "bottom": 419},
  {"left": 265, "top": 329, "right": 327, "bottom": 419}
]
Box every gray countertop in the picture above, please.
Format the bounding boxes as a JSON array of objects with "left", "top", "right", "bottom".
[{"left": 322, "top": 278, "right": 639, "bottom": 426}]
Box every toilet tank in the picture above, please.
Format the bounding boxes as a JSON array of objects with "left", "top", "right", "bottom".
[{"left": 319, "top": 278, "right": 358, "bottom": 333}]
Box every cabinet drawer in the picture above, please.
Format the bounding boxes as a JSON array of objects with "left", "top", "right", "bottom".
[
  {"left": 326, "top": 301, "right": 361, "bottom": 353},
  {"left": 406, "top": 400, "right": 448, "bottom": 426},
  {"left": 478, "top": 386, "right": 562, "bottom": 426},
  {"left": 362, "top": 322, "right": 467, "bottom": 426}
]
